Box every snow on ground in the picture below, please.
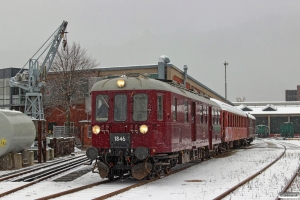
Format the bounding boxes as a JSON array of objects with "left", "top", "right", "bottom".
[
  {"left": 108, "top": 139, "right": 287, "bottom": 200},
  {"left": 1, "top": 139, "right": 300, "bottom": 199}
]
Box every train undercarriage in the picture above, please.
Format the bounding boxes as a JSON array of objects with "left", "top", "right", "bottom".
[{"left": 87, "top": 138, "right": 254, "bottom": 180}]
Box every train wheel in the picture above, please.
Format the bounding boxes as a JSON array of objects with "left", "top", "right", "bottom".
[
  {"left": 155, "top": 172, "right": 161, "bottom": 178},
  {"left": 164, "top": 167, "right": 170, "bottom": 175},
  {"left": 205, "top": 148, "right": 210, "bottom": 159},
  {"left": 108, "top": 173, "right": 115, "bottom": 181}
]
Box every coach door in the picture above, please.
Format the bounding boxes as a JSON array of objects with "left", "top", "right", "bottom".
[
  {"left": 191, "top": 102, "right": 196, "bottom": 141},
  {"left": 156, "top": 94, "right": 165, "bottom": 144}
]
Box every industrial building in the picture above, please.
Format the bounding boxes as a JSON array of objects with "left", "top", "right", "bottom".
[
  {"left": 0, "top": 68, "right": 26, "bottom": 111},
  {"left": 285, "top": 86, "right": 300, "bottom": 101},
  {"left": 234, "top": 101, "right": 300, "bottom": 136}
]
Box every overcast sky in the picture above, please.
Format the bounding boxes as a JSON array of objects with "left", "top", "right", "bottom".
[{"left": 1, "top": 0, "right": 300, "bottom": 102}]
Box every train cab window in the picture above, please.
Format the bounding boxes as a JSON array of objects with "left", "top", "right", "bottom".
[
  {"left": 184, "top": 100, "right": 189, "bottom": 122},
  {"left": 157, "top": 95, "right": 163, "bottom": 121},
  {"left": 114, "top": 94, "right": 127, "bottom": 121},
  {"left": 133, "top": 94, "right": 148, "bottom": 121},
  {"left": 172, "top": 97, "right": 177, "bottom": 121},
  {"left": 199, "top": 105, "right": 203, "bottom": 123},
  {"left": 96, "top": 95, "right": 109, "bottom": 122}
]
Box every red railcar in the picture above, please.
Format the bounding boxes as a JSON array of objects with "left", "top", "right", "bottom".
[
  {"left": 86, "top": 74, "right": 255, "bottom": 180},
  {"left": 211, "top": 99, "right": 255, "bottom": 148}
]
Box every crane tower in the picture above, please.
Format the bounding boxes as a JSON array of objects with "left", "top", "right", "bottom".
[{"left": 9, "top": 21, "right": 68, "bottom": 119}]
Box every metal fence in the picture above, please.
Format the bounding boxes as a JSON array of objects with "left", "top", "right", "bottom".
[{"left": 53, "top": 122, "right": 76, "bottom": 137}]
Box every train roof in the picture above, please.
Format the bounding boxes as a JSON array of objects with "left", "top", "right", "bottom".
[
  {"left": 246, "top": 113, "right": 256, "bottom": 120},
  {"left": 210, "top": 98, "right": 249, "bottom": 117},
  {"left": 91, "top": 75, "right": 220, "bottom": 107}
]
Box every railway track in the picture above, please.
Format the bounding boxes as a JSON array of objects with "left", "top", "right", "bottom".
[
  {"left": 274, "top": 141, "right": 300, "bottom": 200},
  {"left": 0, "top": 155, "right": 86, "bottom": 181},
  {"left": 0, "top": 155, "right": 89, "bottom": 198},
  {"left": 2, "top": 140, "right": 295, "bottom": 199},
  {"left": 36, "top": 161, "right": 198, "bottom": 200},
  {"left": 214, "top": 140, "right": 300, "bottom": 200},
  {"left": 35, "top": 145, "right": 255, "bottom": 199}
]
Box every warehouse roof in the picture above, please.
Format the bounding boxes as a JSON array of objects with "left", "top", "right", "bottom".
[{"left": 236, "top": 103, "right": 300, "bottom": 115}]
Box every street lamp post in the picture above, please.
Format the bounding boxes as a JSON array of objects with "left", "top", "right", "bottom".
[{"left": 224, "top": 61, "right": 228, "bottom": 100}]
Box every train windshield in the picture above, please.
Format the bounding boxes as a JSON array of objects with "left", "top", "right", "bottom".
[
  {"left": 114, "top": 94, "right": 127, "bottom": 121},
  {"left": 96, "top": 95, "right": 109, "bottom": 122},
  {"left": 133, "top": 94, "right": 148, "bottom": 121}
]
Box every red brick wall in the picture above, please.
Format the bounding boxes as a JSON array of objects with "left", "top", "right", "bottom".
[{"left": 45, "top": 104, "right": 87, "bottom": 132}]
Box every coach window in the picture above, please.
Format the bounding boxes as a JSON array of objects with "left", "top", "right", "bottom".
[
  {"left": 203, "top": 106, "right": 207, "bottom": 124},
  {"left": 172, "top": 97, "right": 177, "bottom": 121},
  {"left": 218, "top": 110, "right": 221, "bottom": 125},
  {"left": 212, "top": 108, "right": 215, "bottom": 124},
  {"left": 114, "top": 94, "right": 127, "bottom": 121},
  {"left": 214, "top": 108, "right": 218, "bottom": 124},
  {"left": 96, "top": 95, "right": 109, "bottom": 122},
  {"left": 199, "top": 105, "right": 203, "bottom": 123},
  {"left": 157, "top": 95, "right": 163, "bottom": 121},
  {"left": 215, "top": 109, "right": 218, "bottom": 125},
  {"left": 184, "top": 100, "right": 189, "bottom": 122},
  {"left": 133, "top": 94, "right": 148, "bottom": 121}
]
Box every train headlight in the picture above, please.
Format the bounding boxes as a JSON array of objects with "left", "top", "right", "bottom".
[
  {"left": 139, "top": 125, "right": 148, "bottom": 134},
  {"left": 92, "top": 125, "right": 100, "bottom": 134},
  {"left": 117, "top": 79, "right": 125, "bottom": 88}
]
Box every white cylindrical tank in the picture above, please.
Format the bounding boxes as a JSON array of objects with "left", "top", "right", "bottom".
[{"left": 0, "top": 109, "right": 36, "bottom": 158}]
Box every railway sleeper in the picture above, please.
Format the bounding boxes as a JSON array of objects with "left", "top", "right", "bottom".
[{"left": 154, "top": 162, "right": 170, "bottom": 166}]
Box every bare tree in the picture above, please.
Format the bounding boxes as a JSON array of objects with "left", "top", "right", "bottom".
[{"left": 43, "top": 42, "right": 99, "bottom": 132}]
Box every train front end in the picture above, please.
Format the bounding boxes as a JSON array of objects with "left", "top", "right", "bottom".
[{"left": 86, "top": 74, "right": 173, "bottom": 180}]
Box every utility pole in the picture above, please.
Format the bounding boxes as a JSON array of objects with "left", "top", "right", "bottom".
[{"left": 224, "top": 61, "right": 228, "bottom": 100}]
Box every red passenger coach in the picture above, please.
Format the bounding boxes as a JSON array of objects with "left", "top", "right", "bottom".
[
  {"left": 86, "top": 74, "right": 255, "bottom": 180},
  {"left": 211, "top": 99, "right": 255, "bottom": 148}
]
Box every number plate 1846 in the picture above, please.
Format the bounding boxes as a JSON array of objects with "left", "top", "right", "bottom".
[{"left": 110, "top": 133, "right": 130, "bottom": 148}]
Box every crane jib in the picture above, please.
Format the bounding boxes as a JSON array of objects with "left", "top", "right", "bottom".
[{"left": 9, "top": 21, "right": 68, "bottom": 120}]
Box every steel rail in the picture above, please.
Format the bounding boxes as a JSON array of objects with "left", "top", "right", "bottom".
[
  {"left": 274, "top": 142, "right": 300, "bottom": 200},
  {"left": 0, "top": 155, "right": 85, "bottom": 181},
  {"left": 213, "top": 144, "right": 287, "bottom": 200},
  {"left": 0, "top": 157, "right": 88, "bottom": 198},
  {"left": 35, "top": 144, "right": 256, "bottom": 200},
  {"left": 36, "top": 144, "right": 255, "bottom": 200},
  {"left": 12, "top": 157, "right": 88, "bottom": 182},
  {"left": 36, "top": 159, "right": 199, "bottom": 200},
  {"left": 93, "top": 161, "right": 203, "bottom": 200}
]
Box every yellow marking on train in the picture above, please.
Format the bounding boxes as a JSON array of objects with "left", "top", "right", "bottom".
[{"left": 0, "top": 139, "right": 7, "bottom": 147}]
